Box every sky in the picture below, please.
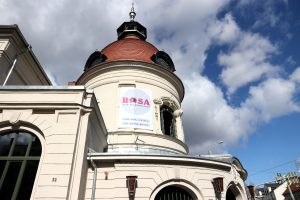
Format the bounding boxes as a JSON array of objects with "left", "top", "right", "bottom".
[{"left": 1, "top": 0, "right": 300, "bottom": 185}]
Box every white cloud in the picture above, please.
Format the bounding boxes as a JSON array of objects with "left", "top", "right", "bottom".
[
  {"left": 242, "top": 78, "right": 299, "bottom": 122},
  {"left": 183, "top": 74, "right": 244, "bottom": 153},
  {"left": 290, "top": 67, "right": 300, "bottom": 83},
  {"left": 208, "top": 13, "right": 241, "bottom": 44},
  {"left": 183, "top": 71, "right": 300, "bottom": 154},
  {"left": 218, "top": 32, "right": 279, "bottom": 94}
]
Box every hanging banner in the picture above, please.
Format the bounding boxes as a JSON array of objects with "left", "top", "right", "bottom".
[{"left": 119, "top": 88, "right": 153, "bottom": 130}]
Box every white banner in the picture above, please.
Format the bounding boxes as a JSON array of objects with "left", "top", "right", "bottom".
[{"left": 119, "top": 88, "right": 153, "bottom": 130}]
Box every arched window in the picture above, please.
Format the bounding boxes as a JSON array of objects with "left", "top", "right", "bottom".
[
  {"left": 160, "top": 105, "right": 176, "bottom": 137},
  {"left": 151, "top": 51, "right": 176, "bottom": 72},
  {"left": 0, "top": 131, "right": 41, "bottom": 200},
  {"left": 226, "top": 183, "right": 243, "bottom": 200},
  {"left": 84, "top": 51, "right": 107, "bottom": 71},
  {"left": 226, "top": 189, "right": 236, "bottom": 200},
  {"left": 155, "top": 185, "right": 194, "bottom": 200}
]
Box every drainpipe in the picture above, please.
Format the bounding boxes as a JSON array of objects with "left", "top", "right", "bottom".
[
  {"left": 3, "top": 45, "right": 31, "bottom": 86},
  {"left": 88, "top": 148, "right": 97, "bottom": 200}
]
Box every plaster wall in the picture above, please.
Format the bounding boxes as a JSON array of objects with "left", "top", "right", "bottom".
[
  {"left": 0, "top": 88, "right": 107, "bottom": 199},
  {"left": 78, "top": 61, "right": 187, "bottom": 154},
  {"left": 272, "top": 182, "right": 287, "bottom": 200},
  {"left": 84, "top": 156, "right": 247, "bottom": 200}
]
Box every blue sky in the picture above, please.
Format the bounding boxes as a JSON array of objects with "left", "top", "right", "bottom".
[
  {"left": 231, "top": 113, "right": 300, "bottom": 185},
  {"left": 1, "top": 0, "right": 300, "bottom": 185},
  {"left": 203, "top": 0, "right": 300, "bottom": 185}
]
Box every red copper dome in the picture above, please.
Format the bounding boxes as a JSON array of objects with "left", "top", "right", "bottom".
[
  {"left": 83, "top": 20, "right": 175, "bottom": 72},
  {"left": 101, "top": 35, "right": 158, "bottom": 63}
]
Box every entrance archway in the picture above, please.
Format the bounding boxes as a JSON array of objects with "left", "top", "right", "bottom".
[
  {"left": 155, "top": 185, "right": 194, "bottom": 200},
  {"left": 226, "top": 189, "right": 236, "bottom": 200},
  {"left": 226, "top": 183, "right": 243, "bottom": 200}
]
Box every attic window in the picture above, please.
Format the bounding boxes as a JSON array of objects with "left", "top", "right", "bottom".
[
  {"left": 84, "top": 51, "right": 107, "bottom": 71},
  {"left": 160, "top": 105, "right": 176, "bottom": 137},
  {"left": 151, "top": 51, "right": 175, "bottom": 72}
]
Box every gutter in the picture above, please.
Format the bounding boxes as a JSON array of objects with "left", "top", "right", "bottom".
[{"left": 88, "top": 148, "right": 97, "bottom": 200}]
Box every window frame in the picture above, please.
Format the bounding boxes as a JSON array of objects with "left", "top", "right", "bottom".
[
  {"left": 160, "top": 105, "right": 177, "bottom": 138},
  {"left": 0, "top": 131, "right": 41, "bottom": 200}
]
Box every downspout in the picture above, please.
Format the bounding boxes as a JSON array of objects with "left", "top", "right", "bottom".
[
  {"left": 88, "top": 149, "right": 97, "bottom": 200},
  {"left": 3, "top": 45, "right": 31, "bottom": 86}
]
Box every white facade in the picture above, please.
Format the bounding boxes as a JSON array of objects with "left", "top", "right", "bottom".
[
  {"left": 77, "top": 60, "right": 186, "bottom": 155},
  {"left": 0, "top": 19, "right": 248, "bottom": 200}
]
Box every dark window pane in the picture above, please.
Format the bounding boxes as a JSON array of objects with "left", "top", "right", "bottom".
[
  {"left": 155, "top": 186, "right": 193, "bottom": 200},
  {"left": 0, "top": 161, "right": 6, "bottom": 178},
  {"left": 13, "top": 132, "right": 32, "bottom": 156},
  {"left": 0, "top": 161, "right": 22, "bottom": 200},
  {"left": 17, "top": 160, "right": 39, "bottom": 200},
  {"left": 0, "top": 131, "right": 41, "bottom": 200},
  {"left": 160, "top": 105, "right": 176, "bottom": 137},
  {"left": 157, "top": 58, "right": 169, "bottom": 68},
  {"left": 0, "top": 133, "right": 15, "bottom": 156},
  {"left": 163, "top": 110, "right": 172, "bottom": 136},
  {"left": 29, "top": 136, "right": 41, "bottom": 156}
]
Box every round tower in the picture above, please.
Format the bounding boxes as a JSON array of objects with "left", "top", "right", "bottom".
[{"left": 77, "top": 9, "right": 187, "bottom": 155}]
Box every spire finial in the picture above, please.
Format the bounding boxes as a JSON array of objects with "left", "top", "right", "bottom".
[{"left": 129, "top": 0, "right": 136, "bottom": 21}]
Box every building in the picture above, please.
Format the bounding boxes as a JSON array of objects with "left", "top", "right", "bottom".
[
  {"left": 260, "top": 182, "right": 287, "bottom": 200},
  {"left": 282, "top": 182, "right": 300, "bottom": 200},
  {"left": 252, "top": 174, "right": 300, "bottom": 200},
  {"left": 0, "top": 8, "right": 248, "bottom": 200},
  {"left": 0, "top": 25, "right": 50, "bottom": 85}
]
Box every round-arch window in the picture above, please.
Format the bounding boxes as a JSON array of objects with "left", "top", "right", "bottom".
[
  {"left": 0, "top": 131, "right": 41, "bottom": 200},
  {"left": 155, "top": 185, "right": 194, "bottom": 200}
]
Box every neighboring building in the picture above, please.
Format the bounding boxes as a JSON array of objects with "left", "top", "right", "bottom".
[
  {"left": 263, "top": 183, "right": 281, "bottom": 200},
  {"left": 272, "top": 182, "right": 288, "bottom": 200},
  {"left": 260, "top": 182, "right": 287, "bottom": 200},
  {"left": 0, "top": 25, "right": 51, "bottom": 85},
  {"left": 0, "top": 8, "right": 249, "bottom": 200},
  {"left": 255, "top": 187, "right": 265, "bottom": 199},
  {"left": 283, "top": 182, "right": 300, "bottom": 200},
  {"left": 253, "top": 176, "right": 300, "bottom": 200}
]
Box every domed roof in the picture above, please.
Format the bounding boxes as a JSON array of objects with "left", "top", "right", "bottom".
[
  {"left": 84, "top": 9, "right": 175, "bottom": 72},
  {"left": 101, "top": 35, "right": 158, "bottom": 63}
]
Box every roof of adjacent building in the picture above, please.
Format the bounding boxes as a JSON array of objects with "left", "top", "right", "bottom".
[
  {"left": 283, "top": 182, "right": 300, "bottom": 195},
  {"left": 0, "top": 25, "right": 52, "bottom": 85}
]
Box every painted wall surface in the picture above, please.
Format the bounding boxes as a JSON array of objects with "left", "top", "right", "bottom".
[
  {"left": 0, "top": 88, "right": 107, "bottom": 199},
  {"left": 84, "top": 156, "right": 247, "bottom": 200},
  {"left": 78, "top": 61, "right": 187, "bottom": 154}
]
